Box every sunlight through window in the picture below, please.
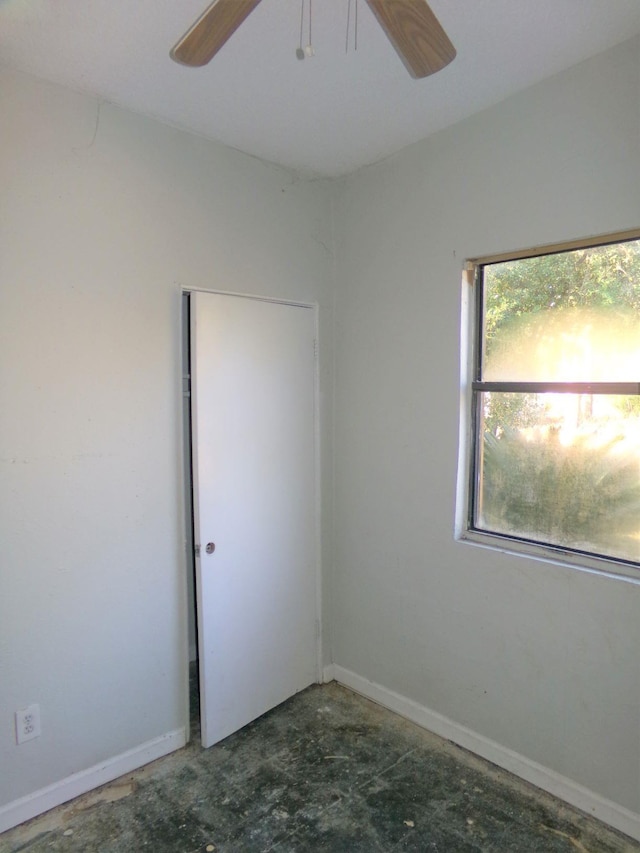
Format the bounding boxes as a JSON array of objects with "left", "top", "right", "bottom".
[{"left": 468, "top": 235, "right": 640, "bottom": 566}]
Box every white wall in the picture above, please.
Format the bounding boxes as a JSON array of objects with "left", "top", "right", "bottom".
[
  {"left": 332, "top": 36, "right": 640, "bottom": 833},
  {"left": 3, "top": 33, "right": 640, "bottom": 839},
  {"left": 0, "top": 67, "right": 334, "bottom": 826}
]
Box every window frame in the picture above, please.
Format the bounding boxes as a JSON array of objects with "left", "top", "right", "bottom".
[{"left": 457, "top": 229, "right": 640, "bottom": 583}]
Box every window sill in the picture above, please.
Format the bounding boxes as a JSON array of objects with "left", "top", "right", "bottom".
[{"left": 457, "top": 527, "right": 640, "bottom": 585}]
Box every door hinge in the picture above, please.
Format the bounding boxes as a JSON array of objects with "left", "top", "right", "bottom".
[
  {"left": 194, "top": 544, "right": 201, "bottom": 557},
  {"left": 183, "top": 373, "right": 191, "bottom": 398}
]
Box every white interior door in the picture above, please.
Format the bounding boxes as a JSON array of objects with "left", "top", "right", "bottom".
[{"left": 190, "top": 290, "right": 318, "bottom": 748}]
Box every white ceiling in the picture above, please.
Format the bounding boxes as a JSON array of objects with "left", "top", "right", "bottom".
[{"left": 2, "top": 1, "right": 640, "bottom": 177}]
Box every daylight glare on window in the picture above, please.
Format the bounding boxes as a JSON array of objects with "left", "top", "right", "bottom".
[{"left": 473, "top": 238, "right": 640, "bottom": 565}]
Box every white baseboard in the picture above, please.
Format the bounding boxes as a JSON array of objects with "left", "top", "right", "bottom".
[
  {"left": 333, "top": 665, "right": 640, "bottom": 843},
  {"left": 322, "top": 663, "right": 336, "bottom": 684},
  {"left": 0, "top": 728, "right": 186, "bottom": 834}
]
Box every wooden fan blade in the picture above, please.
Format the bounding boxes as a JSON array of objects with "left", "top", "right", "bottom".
[
  {"left": 364, "top": 0, "right": 455, "bottom": 78},
  {"left": 170, "top": 0, "right": 264, "bottom": 67}
]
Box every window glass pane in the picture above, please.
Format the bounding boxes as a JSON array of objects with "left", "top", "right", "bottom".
[
  {"left": 482, "top": 240, "right": 640, "bottom": 382},
  {"left": 476, "top": 392, "right": 640, "bottom": 563}
]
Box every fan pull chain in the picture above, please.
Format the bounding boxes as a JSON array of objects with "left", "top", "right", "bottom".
[
  {"left": 306, "top": 0, "right": 314, "bottom": 56},
  {"left": 346, "top": 0, "right": 351, "bottom": 53},
  {"left": 355, "top": 0, "right": 358, "bottom": 52},
  {"left": 346, "top": 0, "right": 358, "bottom": 54},
  {"left": 296, "top": 0, "right": 305, "bottom": 59},
  {"left": 296, "top": 0, "right": 314, "bottom": 60}
]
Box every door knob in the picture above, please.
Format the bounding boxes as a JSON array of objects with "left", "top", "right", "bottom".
[{"left": 205, "top": 542, "right": 216, "bottom": 554}]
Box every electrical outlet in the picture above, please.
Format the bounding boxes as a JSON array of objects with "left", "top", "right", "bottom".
[{"left": 15, "top": 704, "right": 41, "bottom": 744}]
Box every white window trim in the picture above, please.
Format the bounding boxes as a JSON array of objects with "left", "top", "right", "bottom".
[{"left": 455, "top": 230, "right": 640, "bottom": 586}]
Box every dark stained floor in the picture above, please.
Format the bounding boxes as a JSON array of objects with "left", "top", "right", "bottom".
[{"left": 2, "top": 674, "right": 639, "bottom": 853}]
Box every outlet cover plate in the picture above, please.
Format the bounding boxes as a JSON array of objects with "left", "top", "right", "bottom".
[{"left": 16, "top": 704, "right": 41, "bottom": 744}]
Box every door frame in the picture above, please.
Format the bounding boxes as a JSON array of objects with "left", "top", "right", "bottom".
[{"left": 180, "top": 286, "right": 323, "bottom": 732}]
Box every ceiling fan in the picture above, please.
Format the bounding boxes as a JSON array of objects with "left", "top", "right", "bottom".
[{"left": 170, "top": 0, "right": 456, "bottom": 79}]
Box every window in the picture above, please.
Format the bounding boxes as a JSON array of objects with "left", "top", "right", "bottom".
[{"left": 464, "top": 231, "right": 640, "bottom": 571}]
